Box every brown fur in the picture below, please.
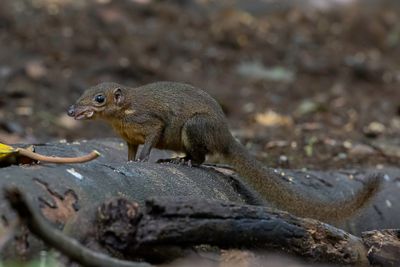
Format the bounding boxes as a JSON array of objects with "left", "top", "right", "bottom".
[{"left": 68, "top": 81, "right": 381, "bottom": 223}]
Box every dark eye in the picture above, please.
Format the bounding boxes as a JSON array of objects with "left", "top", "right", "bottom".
[{"left": 95, "top": 94, "right": 105, "bottom": 103}]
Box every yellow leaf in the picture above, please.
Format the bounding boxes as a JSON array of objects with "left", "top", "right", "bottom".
[{"left": 0, "top": 143, "right": 17, "bottom": 161}]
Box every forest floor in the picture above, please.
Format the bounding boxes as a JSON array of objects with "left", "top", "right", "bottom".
[{"left": 1, "top": 0, "right": 400, "bottom": 170}]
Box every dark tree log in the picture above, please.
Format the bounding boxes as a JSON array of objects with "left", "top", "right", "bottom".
[
  {"left": 362, "top": 229, "right": 400, "bottom": 267},
  {"left": 6, "top": 188, "right": 400, "bottom": 266},
  {"left": 98, "top": 197, "right": 372, "bottom": 266},
  {"left": 0, "top": 139, "right": 399, "bottom": 259}
]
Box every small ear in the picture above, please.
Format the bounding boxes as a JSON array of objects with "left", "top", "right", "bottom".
[{"left": 113, "top": 88, "right": 124, "bottom": 105}]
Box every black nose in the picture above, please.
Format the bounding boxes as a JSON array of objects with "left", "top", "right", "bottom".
[{"left": 67, "top": 105, "right": 75, "bottom": 117}]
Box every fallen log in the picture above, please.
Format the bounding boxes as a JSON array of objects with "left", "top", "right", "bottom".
[
  {"left": 0, "top": 139, "right": 399, "bottom": 259},
  {"left": 98, "top": 196, "right": 371, "bottom": 265},
  {"left": 5, "top": 188, "right": 400, "bottom": 266}
]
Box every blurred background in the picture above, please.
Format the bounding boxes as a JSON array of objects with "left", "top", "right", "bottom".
[{"left": 1, "top": 0, "right": 399, "bottom": 169}]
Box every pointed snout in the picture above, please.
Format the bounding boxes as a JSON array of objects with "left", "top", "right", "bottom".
[
  {"left": 67, "top": 105, "right": 76, "bottom": 117},
  {"left": 67, "top": 104, "right": 95, "bottom": 120}
]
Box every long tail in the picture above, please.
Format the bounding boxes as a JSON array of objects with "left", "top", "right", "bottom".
[{"left": 224, "top": 140, "right": 382, "bottom": 223}]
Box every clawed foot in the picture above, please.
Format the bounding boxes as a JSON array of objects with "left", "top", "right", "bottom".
[{"left": 157, "top": 157, "right": 193, "bottom": 167}]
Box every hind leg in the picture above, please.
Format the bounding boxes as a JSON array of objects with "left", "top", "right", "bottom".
[
  {"left": 181, "top": 114, "right": 228, "bottom": 165},
  {"left": 156, "top": 136, "right": 205, "bottom": 166},
  {"left": 181, "top": 131, "right": 207, "bottom": 165},
  {"left": 157, "top": 114, "right": 227, "bottom": 166}
]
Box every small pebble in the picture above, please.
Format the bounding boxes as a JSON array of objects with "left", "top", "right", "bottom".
[
  {"left": 348, "top": 144, "right": 376, "bottom": 156},
  {"left": 363, "top": 121, "right": 386, "bottom": 138}
]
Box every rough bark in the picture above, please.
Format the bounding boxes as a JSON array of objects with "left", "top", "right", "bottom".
[
  {"left": 97, "top": 197, "right": 371, "bottom": 266},
  {"left": 4, "top": 188, "right": 151, "bottom": 267},
  {"left": 6, "top": 189, "right": 400, "bottom": 266},
  {"left": 362, "top": 229, "right": 400, "bottom": 267}
]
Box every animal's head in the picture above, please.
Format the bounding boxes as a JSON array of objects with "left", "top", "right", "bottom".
[{"left": 67, "top": 82, "right": 128, "bottom": 121}]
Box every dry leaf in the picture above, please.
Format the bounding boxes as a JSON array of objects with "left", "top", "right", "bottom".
[{"left": 255, "top": 110, "right": 293, "bottom": 127}]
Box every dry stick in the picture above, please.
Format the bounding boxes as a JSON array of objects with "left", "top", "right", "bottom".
[
  {"left": 4, "top": 187, "right": 151, "bottom": 267},
  {"left": 16, "top": 148, "right": 100, "bottom": 164}
]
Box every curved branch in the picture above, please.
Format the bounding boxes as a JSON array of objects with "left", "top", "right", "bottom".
[{"left": 4, "top": 187, "right": 151, "bottom": 267}]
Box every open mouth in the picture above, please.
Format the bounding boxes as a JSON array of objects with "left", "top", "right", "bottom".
[{"left": 74, "top": 109, "right": 94, "bottom": 120}]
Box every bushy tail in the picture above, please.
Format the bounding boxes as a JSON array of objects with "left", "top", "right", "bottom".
[{"left": 224, "top": 140, "right": 382, "bottom": 223}]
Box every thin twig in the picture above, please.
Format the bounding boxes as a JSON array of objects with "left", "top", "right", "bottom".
[
  {"left": 16, "top": 148, "right": 100, "bottom": 164},
  {"left": 4, "top": 187, "right": 151, "bottom": 267}
]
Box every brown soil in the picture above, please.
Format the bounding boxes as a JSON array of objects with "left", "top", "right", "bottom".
[{"left": 1, "top": 0, "right": 399, "bottom": 170}]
